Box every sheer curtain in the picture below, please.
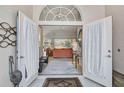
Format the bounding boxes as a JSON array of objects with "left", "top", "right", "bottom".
[
  {"left": 17, "top": 13, "right": 39, "bottom": 86},
  {"left": 24, "top": 18, "right": 39, "bottom": 84},
  {"left": 84, "top": 21, "right": 104, "bottom": 77}
]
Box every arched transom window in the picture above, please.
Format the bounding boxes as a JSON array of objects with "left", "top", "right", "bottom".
[{"left": 39, "top": 5, "right": 81, "bottom": 21}]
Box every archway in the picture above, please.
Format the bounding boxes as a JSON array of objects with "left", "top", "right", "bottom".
[
  {"left": 39, "top": 5, "right": 82, "bottom": 21},
  {"left": 38, "top": 5, "right": 83, "bottom": 75}
]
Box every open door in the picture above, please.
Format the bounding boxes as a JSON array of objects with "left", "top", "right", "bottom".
[
  {"left": 83, "top": 16, "right": 112, "bottom": 87},
  {"left": 17, "top": 11, "right": 39, "bottom": 87}
]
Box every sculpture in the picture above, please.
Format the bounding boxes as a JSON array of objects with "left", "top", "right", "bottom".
[{"left": 9, "top": 56, "right": 22, "bottom": 87}]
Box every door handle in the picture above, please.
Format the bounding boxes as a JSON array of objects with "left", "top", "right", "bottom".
[
  {"left": 106, "top": 55, "right": 111, "bottom": 58},
  {"left": 20, "top": 56, "right": 24, "bottom": 59}
]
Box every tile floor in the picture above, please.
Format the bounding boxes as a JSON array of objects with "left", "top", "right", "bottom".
[{"left": 29, "top": 58, "right": 102, "bottom": 87}]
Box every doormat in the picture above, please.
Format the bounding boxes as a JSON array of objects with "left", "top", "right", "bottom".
[{"left": 42, "top": 77, "right": 83, "bottom": 87}]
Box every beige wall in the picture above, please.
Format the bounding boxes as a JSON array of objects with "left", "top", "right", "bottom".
[
  {"left": 77, "top": 5, "right": 105, "bottom": 23},
  {"left": 0, "top": 5, "right": 33, "bottom": 87},
  {"left": 105, "top": 6, "right": 124, "bottom": 74}
]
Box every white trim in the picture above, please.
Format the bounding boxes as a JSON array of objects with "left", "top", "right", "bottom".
[{"left": 38, "top": 21, "right": 84, "bottom": 26}]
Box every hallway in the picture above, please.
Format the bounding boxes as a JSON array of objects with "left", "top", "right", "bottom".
[
  {"left": 41, "top": 58, "right": 81, "bottom": 75},
  {"left": 29, "top": 58, "right": 103, "bottom": 87}
]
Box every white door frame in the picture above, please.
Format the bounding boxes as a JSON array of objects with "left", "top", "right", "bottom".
[
  {"left": 38, "top": 21, "right": 84, "bottom": 26},
  {"left": 38, "top": 21, "right": 84, "bottom": 76}
]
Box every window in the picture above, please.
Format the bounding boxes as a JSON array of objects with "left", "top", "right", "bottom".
[
  {"left": 54, "top": 39, "right": 73, "bottom": 48},
  {"left": 39, "top": 5, "right": 81, "bottom": 21}
]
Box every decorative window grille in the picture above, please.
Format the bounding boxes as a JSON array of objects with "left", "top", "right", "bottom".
[{"left": 39, "top": 5, "right": 81, "bottom": 21}]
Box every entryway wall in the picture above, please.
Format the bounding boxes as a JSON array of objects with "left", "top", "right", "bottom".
[
  {"left": 105, "top": 6, "right": 124, "bottom": 75},
  {"left": 0, "top": 5, "right": 33, "bottom": 87},
  {"left": 0, "top": 5, "right": 111, "bottom": 87},
  {"left": 0, "top": 5, "right": 123, "bottom": 87}
]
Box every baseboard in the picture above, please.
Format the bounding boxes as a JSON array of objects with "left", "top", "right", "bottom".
[
  {"left": 113, "top": 70, "right": 124, "bottom": 87},
  {"left": 113, "top": 70, "right": 124, "bottom": 77}
]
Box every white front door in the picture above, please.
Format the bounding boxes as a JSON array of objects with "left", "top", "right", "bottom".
[
  {"left": 83, "top": 16, "right": 112, "bottom": 87},
  {"left": 17, "top": 11, "right": 39, "bottom": 87}
]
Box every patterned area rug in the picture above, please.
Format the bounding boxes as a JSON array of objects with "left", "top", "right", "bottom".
[{"left": 42, "top": 78, "right": 83, "bottom": 87}]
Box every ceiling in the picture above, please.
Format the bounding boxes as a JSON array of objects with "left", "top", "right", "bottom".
[{"left": 42, "top": 25, "right": 82, "bottom": 39}]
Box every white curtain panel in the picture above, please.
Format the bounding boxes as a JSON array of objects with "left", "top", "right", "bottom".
[
  {"left": 84, "top": 22, "right": 104, "bottom": 77},
  {"left": 17, "top": 12, "right": 39, "bottom": 86},
  {"left": 22, "top": 17, "right": 39, "bottom": 84}
]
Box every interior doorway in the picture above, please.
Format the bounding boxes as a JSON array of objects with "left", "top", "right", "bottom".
[
  {"left": 39, "top": 25, "right": 83, "bottom": 75},
  {"left": 38, "top": 5, "right": 83, "bottom": 75}
]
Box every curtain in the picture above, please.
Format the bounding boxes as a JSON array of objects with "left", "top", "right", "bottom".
[
  {"left": 84, "top": 21, "right": 104, "bottom": 77},
  {"left": 20, "top": 17, "right": 39, "bottom": 85}
]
